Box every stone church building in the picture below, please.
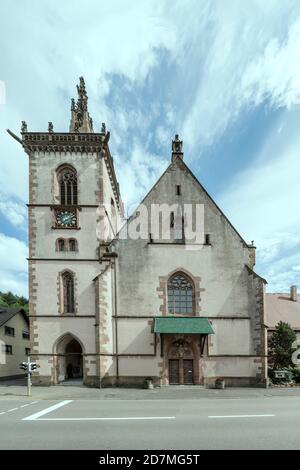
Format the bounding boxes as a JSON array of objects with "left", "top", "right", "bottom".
[{"left": 12, "top": 78, "right": 268, "bottom": 387}]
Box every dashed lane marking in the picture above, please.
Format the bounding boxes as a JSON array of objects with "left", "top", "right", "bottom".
[
  {"left": 0, "top": 401, "right": 39, "bottom": 416},
  {"left": 208, "top": 414, "right": 275, "bottom": 419}
]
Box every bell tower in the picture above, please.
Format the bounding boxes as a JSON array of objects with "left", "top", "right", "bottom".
[{"left": 8, "top": 77, "right": 122, "bottom": 386}]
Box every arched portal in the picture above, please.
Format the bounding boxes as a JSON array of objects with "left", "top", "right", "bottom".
[
  {"left": 167, "top": 339, "right": 195, "bottom": 385},
  {"left": 54, "top": 334, "right": 83, "bottom": 384}
]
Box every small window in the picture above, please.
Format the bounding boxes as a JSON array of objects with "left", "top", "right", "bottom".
[
  {"left": 5, "top": 326, "right": 15, "bottom": 337},
  {"left": 57, "top": 239, "right": 66, "bottom": 252},
  {"left": 22, "top": 330, "right": 30, "bottom": 340},
  {"left": 205, "top": 234, "right": 211, "bottom": 245},
  {"left": 176, "top": 185, "right": 181, "bottom": 196},
  {"left": 69, "top": 239, "right": 77, "bottom": 252},
  {"left": 25, "top": 348, "right": 30, "bottom": 356},
  {"left": 4, "top": 345, "right": 13, "bottom": 355}
]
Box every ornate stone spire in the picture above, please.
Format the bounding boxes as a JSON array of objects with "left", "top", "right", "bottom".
[
  {"left": 69, "top": 77, "right": 94, "bottom": 133},
  {"left": 172, "top": 134, "right": 183, "bottom": 162}
]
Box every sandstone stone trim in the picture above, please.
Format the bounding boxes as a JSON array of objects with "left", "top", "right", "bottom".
[
  {"left": 28, "top": 260, "right": 38, "bottom": 356},
  {"left": 28, "top": 151, "right": 38, "bottom": 205},
  {"left": 247, "top": 268, "right": 268, "bottom": 385},
  {"left": 158, "top": 334, "right": 202, "bottom": 386},
  {"left": 95, "top": 263, "right": 113, "bottom": 385},
  {"left": 157, "top": 267, "right": 204, "bottom": 316},
  {"left": 51, "top": 162, "right": 81, "bottom": 205},
  {"left": 57, "top": 268, "right": 78, "bottom": 315},
  {"left": 51, "top": 332, "right": 87, "bottom": 385}
]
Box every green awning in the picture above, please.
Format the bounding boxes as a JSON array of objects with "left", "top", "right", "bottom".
[{"left": 153, "top": 316, "right": 214, "bottom": 335}]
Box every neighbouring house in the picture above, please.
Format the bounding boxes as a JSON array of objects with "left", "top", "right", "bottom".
[
  {"left": 265, "top": 286, "right": 300, "bottom": 339},
  {"left": 0, "top": 307, "right": 30, "bottom": 380},
  {"left": 9, "top": 77, "right": 268, "bottom": 388}
]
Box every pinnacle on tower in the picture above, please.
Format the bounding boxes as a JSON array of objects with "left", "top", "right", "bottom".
[{"left": 69, "top": 77, "right": 94, "bottom": 133}]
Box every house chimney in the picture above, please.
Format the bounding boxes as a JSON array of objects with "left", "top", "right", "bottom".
[{"left": 291, "top": 285, "right": 298, "bottom": 301}]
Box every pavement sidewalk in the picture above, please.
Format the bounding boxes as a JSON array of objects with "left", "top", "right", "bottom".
[{"left": 1, "top": 378, "right": 300, "bottom": 400}]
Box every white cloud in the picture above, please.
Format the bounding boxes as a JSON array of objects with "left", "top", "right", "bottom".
[
  {"left": 115, "top": 140, "right": 168, "bottom": 213},
  {"left": 0, "top": 193, "right": 27, "bottom": 228},
  {"left": 178, "top": 1, "right": 300, "bottom": 152},
  {"left": 0, "top": 233, "right": 28, "bottom": 296},
  {"left": 219, "top": 110, "right": 300, "bottom": 292}
]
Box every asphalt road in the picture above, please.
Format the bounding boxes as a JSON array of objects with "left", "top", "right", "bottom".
[{"left": 1, "top": 396, "right": 300, "bottom": 449}]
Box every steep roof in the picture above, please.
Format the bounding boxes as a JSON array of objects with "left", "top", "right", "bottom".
[
  {"left": 265, "top": 293, "right": 300, "bottom": 329},
  {"left": 0, "top": 307, "right": 28, "bottom": 327}
]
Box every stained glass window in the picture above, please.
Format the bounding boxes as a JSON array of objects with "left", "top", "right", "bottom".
[{"left": 168, "top": 273, "right": 194, "bottom": 315}]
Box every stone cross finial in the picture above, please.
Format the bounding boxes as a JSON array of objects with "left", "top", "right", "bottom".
[
  {"left": 171, "top": 134, "right": 183, "bottom": 161},
  {"left": 48, "top": 122, "right": 54, "bottom": 133},
  {"left": 21, "top": 121, "right": 27, "bottom": 133}
]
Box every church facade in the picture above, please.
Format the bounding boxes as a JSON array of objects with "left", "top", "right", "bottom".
[{"left": 15, "top": 78, "right": 268, "bottom": 387}]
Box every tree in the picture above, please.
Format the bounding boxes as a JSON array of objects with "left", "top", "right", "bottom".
[
  {"left": 268, "top": 321, "right": 296, "bottom": 370},
  {"left": 0, "top": 291, "right": 29, "bottom": 314}
]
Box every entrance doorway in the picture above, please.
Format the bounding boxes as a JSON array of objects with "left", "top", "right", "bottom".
[
  {"left": 65, "top": 339, "right": 83, "bottom": 380},
  {"left": 168, "top": 340, "right": 194, "bottom": 385},
  {"left": 54, "top": 334, "right": 83, "bottom": 384}
]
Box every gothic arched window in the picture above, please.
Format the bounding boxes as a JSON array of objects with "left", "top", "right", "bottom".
[
  {"left": 57, "top": 166, "right": 78, "bottom": 205},
  {"left": 62, "top": 272, "right": 75, "bottom": 314},
  {"left": 167, "top": 273, "right": 194, "bottom": 315}
]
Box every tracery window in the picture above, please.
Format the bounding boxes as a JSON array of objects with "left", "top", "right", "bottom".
[
  {"left": 167, "top": 273, "right": 194, "bottom": 315},
  {"left": 57, "top": 166, "right": 78, "bottom": 205}
]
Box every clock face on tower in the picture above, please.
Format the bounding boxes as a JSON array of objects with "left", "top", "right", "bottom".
[{"left": 55, "top": 209, "right": 77, "bottom": 228}]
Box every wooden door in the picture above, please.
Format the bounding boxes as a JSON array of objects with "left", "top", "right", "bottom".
[
  {"left": 169, "top": 359, "right": 180, "bottom": 384},
  {"left": 183, "top": 359, "right": 194, "bottom": 384}
]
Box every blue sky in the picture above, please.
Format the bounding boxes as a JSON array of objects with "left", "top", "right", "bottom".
[{"left": 1, "top": 0, "right": 300, "bottom": 296}]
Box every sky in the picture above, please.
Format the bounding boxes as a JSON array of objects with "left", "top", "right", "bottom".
[{"left": 0, "top": 0, "right": 300, "bottom": 296}]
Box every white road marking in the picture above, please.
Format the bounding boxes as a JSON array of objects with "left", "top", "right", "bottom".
[
  {"left": 0, "top": 412, "right": 5, "bottom": 415},
  {"left": 7, "top": 408, "right": 19, "bottom": 412},
  {"left": 20, "top": 404, "right": 30, "bottom": 408},
  {"left": 30, "top": 401, "right": 38, "bottom": 404},
  {"left": 36, "top": 416, "right": 176, "bottom": 421},
  {"left": 23, "top": 400, "right": 72, "bottom": 421},
  {"left": 208, "top": 414, "right": 275, "bottom": 419}
]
